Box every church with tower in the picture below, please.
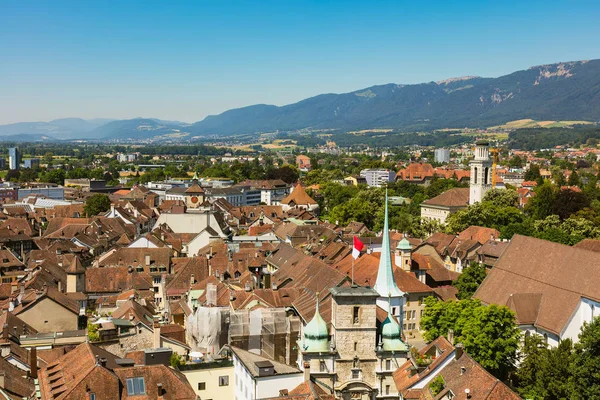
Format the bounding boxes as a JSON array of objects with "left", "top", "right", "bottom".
[
  {"left": 298, "top": 191, "right": 409, "bottom": 399},
  {"left": 420, "top": 140, "right": 493, "bottom": 222}
]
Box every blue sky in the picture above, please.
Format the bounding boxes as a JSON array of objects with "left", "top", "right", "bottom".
[{"left": 0, "top": 0, "right": 598, "bottom": 124}]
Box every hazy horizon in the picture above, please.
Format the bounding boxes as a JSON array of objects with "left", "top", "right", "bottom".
[{"left": 2, "top": 0, "right": 599, "bottom": 125}]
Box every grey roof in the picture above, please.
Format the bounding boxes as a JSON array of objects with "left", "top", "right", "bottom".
[{"left": 230, "top": 346, "right": 301, "bottom": 378}]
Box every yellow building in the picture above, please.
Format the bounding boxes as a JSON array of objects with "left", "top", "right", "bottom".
[{"left": 178, "top": 358, "right": 234, "bottom": 400}]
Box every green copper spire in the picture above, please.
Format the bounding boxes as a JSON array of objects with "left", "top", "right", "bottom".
[
  {"left": 302, "top": 293, "right": 329, "bottom": 353},
  {"left": 192, "top": 171, "right": 199, "bottom": 181},
  {"left": 374, "top": 188, "right": 405, "bottom": 298},
  {"left": 396, "top": 237, "right": 411, "bottom": 251},
  {"left": 381, "top": 295, "right": 409, "bottom": 352}
]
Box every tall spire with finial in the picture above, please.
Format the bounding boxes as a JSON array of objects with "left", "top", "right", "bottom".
[{"left": 374, "top": 188, "right": 405, "bottom": 298}]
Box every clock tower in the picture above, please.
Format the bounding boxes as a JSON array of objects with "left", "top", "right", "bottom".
[{"left": 185, "top": 173, "right": 205, "bottom": 209}]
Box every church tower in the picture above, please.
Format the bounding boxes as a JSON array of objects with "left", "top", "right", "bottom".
[
  {"left": 185, "top": 172, "right": 205, "bottom": 209},
  {"left": 373, "top": 189, "right": 406, "bottom": 322},
  {"left": 469, "top": 140, "right": 493, "bottom": 205},
  {"left": 394, "top": 237, "right": 412, "bottom": 272}
]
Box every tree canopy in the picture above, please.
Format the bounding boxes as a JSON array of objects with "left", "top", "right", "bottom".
[
  {"left": 420, "top": 297, "right": 520, "bottom": 380},
  {"left": 84, "top": 194, "right": 111, "bottom": 217}
]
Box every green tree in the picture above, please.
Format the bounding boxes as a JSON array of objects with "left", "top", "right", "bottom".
[
  {"left": 508, "top": 155, "right": 524, "bottom": 168},
  {"left": 40, "top": 168, "right": 66, "bottom": 185},
  {"left": 515, "top": 333, "right": 549, "bottom": 399},
  {"left": 552, "top": 188, "right": 590, "bottom": 220},
  {"left": 482, "top": 188, "right": 519, "bottom": 208},
  {"left": 460, "top": 304, "right": 520, "bottom": 379},
  {"left": 569, "top": 317, "right": 600, "bottom": 398},
  {"left": 420, "top": 297, "right": 481, "bottom": 342},
  {"left": 453, "top": 262, "right": 487, "bottom": 300},
  {"left": 265, "top": 165, "right": 300, "bottom": 184},
  {"left": 84, "top": 194, "right": 111, "bottom": 217},
  {"left": 87, "top": 321, "right": 99, "bottom": 342},
  {"left": 5, "top": 169, "right": 19, "bottom": 182},
  {"left": 18, "top": 168, "right": 38, "bottom": 183},
  {"left": 526, "top": 181, "right": 557, "bottom": 220},
  {"left": 429, "top": 376, "right": 445, "bottom": 396},
  {"left": 420, "top": 298, "right": 519, "bottom": 380},
  {"left": 567, "top": 170, "right": 581, "bottom": 187},
  {"left": 524, "top": 164, "right": 541, "bottom": 181},
  {"left": 170, "top": 352, "right": 185, "bottom": 368}
]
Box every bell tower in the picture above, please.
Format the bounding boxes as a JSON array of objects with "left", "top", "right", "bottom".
[{"left": 469, "top": 140, "right": 493, "bottom": 205}]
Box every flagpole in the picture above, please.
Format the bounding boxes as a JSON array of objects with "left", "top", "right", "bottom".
[{"left": 351, "top": 254, "right": 355, "bottom": 286}]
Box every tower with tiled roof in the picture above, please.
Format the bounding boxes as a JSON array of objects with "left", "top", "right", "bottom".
[
  {"left": 66, "top": 256, "right": 85, "bottom": 293},
  {"left": 185, "top": 172, "right": 205, "bottom": 209}
]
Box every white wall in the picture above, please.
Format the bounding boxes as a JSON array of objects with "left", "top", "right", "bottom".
[
  {"left": 256, "top": 374, "right": 304, "bottom": 399},
  {"left": 128, "top": 237, "right": 159, "bottom": 249},
  {"left": 420, "top": 206, "right": 450, "bottom": 224},
  {"left": 520, "top": 325, "right": 560, "bottom": 348},
  {"left": 233, "top": 353, "right": 303, "bottom": 400},
  {"left": 187, "top": 231, "right": 211, "bottom": 258},
  {"left": 562, "top": 297, "right": 600, "bottom": 343}
]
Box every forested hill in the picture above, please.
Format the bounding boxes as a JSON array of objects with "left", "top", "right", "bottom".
[
  {"left": 189, "top": 59, "right": 600, "bottom": 135},
  {"left": 508, "top": 126, "right": 600, "bottom": 150}
]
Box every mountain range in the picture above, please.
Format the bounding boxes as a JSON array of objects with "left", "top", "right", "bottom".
[{"left": 2, "top": 59, "right": 600, "bottom": 140}]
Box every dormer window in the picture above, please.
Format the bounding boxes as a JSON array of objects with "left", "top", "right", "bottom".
[{"left": 126, "top": 377, "right": 146, "bottom": 395}]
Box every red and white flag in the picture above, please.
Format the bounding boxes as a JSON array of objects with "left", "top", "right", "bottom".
[{"left": 352, "top": 236, "right": 364, "bottom": 259}]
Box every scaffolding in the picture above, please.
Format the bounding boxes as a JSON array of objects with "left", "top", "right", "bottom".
[
  {"left": 186, "top": 306, "right": 230, "bottom": 356},
  {"left": 189, "top": 306, "right": 301, "bottom": 365}
]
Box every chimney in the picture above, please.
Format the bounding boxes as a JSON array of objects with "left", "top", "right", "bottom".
[
  {"left": 455, "top": 343, "right": 464, "bottom": 360},
  {"left": 303, "top": 361, "right": 310, "bottom": 382},
  {"left": 2, "top": 324, "right": 7, "bottom": 340},
  {"left": 30, "top": 346, "right": 37, "bottom": 379},
  {"left": 447, "top": 329, "right": 454, "bottom": 345},
  {"left": 100, "top": 358, "right": 107, "bottom": 367},
  {"left": 190, "top": 273, "right": 195, "bottom": 287},
  {"left": 153, "top": 322, "right": 161, "bottom": 349}
]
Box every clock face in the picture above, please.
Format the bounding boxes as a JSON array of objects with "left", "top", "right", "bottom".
[{"left": 191, "top": 196, "right": 198, "bottom": 204}]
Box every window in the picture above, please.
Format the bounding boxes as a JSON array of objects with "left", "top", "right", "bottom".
[
  {"left": 406, "top": 299, "right": 411, "bottom": 307},
  {"left": 219, "top": 376, "right": 229, "bottom": 386},
  {"left": 126, "top": 377, "right": 146, "bottom": 395},
  {"left": 353, "top": 307, "right": 359, "bottom": 324},
  {"left": 391, "top": 306, "right": 397, "bottom": 316},
  {"left": 351, "top": 370, "right": 360, "bottom": 379},
  {"left": 320, "top": 361, "right": 326, "bottom": 372},
  {"left": 386, "top": 385, "right": 390, "bottom": 395},
  {"left": 353, "top": 342, "right": 358, "bottom": 351},
  {"left": 198, "top": 382, "right": 206, "bottom": 390},
  {"left": 385, "top": 359, "right": 391, "bottom": 370},
  {"left": 90, "top": 394, "right": 96, "bottom": 400}
]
